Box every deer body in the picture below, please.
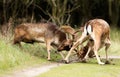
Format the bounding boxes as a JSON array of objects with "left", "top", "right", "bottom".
[
  {"left": 14, "top": 22, "right": 71, "bottom": 60},
  {"left": 64, "top": 19, "right": 111, "bottom": 64}
]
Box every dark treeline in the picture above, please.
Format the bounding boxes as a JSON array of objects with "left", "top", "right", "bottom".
[{"left": 0, "top": 0, "right": 120, "bottom": 28}]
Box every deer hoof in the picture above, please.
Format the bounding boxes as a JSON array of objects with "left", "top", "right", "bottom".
[
  {"left": 99, "top": 62, "right": 105, "bottom": 65},
  {"left": 81, "top": 59, "right": 87, "bottom": 63},
  {"left": 63, "top": 60, "right": 70, "bottom": 64},
  {"left": 105, "top": 60, "right": 111, "bottom": 64},
  {"left": 47, "top": 58, "right": 51, "bottom": 61}
]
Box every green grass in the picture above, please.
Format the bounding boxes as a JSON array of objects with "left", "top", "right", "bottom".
[
  {"left": 38, "top": 59, "right": 120, "bottom": 77},
  {"left": 21, "top": 42, "right": 62, "bottom": 61},
  {"left": 110, "top": 27, "right": 120, "bottom": 42},
  {"left": 0, "top": 37, "right": 49, "bottom": 75},
  {"left": 0, "top": 35, "right": 62, "bottom": 75}
]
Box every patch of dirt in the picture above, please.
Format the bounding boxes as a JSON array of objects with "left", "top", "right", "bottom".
[{"left": 2, "top": 63, "right": 63, "bottom": 77}]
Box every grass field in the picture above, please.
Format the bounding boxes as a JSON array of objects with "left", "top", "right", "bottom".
[
  {"left": 0, "top": 34, "right": 61, "bottom": 75},
  {"left": 38, "top": 59, "right": 120, "bottom": 77},
  {"left": 0, "top": 36, "right": 49, "bottom": 75}
]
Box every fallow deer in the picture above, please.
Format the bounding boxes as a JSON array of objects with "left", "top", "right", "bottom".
[
  {"left": 64, "top": 19, "right": 111, "bottom": 65},
  {"left": 14, "top": 22, "right": 72, "bottom": 60}
]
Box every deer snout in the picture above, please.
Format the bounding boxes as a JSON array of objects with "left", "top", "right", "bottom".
[{"left": 57, "top": 40, "right": 73, "bottom": 52}]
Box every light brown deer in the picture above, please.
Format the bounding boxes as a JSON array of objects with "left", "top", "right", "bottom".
[
  {"left": 14, "top": 22, "right": 72, "bottom": 60},
  {"left": 64, "top": 19, "right": 111, "bottom": 64}
]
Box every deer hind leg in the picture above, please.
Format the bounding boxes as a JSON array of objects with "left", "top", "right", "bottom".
[
  {"left": 94, "top": 39, "right": 105, "bottom": 65},
  {"left": 105, "top": 38, "right": 111, "bottom": 63}
]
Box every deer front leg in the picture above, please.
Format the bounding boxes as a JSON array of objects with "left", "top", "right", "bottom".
[
  {"left": 82, "top": 46, "right": 92, "bottom": 62},
  {"left": 64, "top": 40, "right": 80, "bottom": 63},
  {"left": 64, "top": 34, "right": 87, "bottom": 63},
  {"left": 46, "top": 40, "right": 51, "bottom": 61}
]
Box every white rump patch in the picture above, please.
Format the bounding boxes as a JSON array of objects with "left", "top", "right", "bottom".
[
  {"left": 87, "top": 25, "right": 92, "bottom": 35},
  {"left": 87, "top": 25, "right": 95, "bottom": 40},
  {"left": 83, "top": 25, "right": 87, "bottom": 35}
]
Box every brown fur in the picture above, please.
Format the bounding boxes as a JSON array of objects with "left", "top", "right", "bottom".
[
  {"left": 64, "top": 19, "right": 111, "bottom": 64},
  {"left": 76, "top": 40, "right": 94, "bottom": 59},
  {"left": 14, "top": 22, "right": 72, "bottom": 60},
  {"left": 60, "top": 25, "right": 80, "bottom": 41},
  {"left": 57, "top": 39, "right": 73, "bottom": 51},
  {"left": 60, "top": 25, "right": 76, "bottom": 35},
  {"left": 60, "top": 25, "right": 76, "bottom": 40}
]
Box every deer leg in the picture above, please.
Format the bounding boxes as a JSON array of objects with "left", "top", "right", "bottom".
[
  {"left": 46, "top": 40, "right": 51, "bottom": 61},
  {"left": 83, "top": 46, "right": 92, "bottom": 61},
  {"left": 13, "top": 37, "right": 22, "bottom": 48},
  {"left": 94, "top": 50, "right": 105, "bottom": 65},
  {"left": 64, "top": 41, "right": 80, "bottom": 63},
  {"left": 105, "top": 39, "right": 111, "bottom": 64},
  {"left": 64, "top": 33, "right": 87, "bottom": 63},
  {"left": 94, "top": 39, "right": 105, "bottom": 65}
]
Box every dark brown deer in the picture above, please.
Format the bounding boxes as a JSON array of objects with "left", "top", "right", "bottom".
[
  {"left": 64, "top": 19, "right": 111, "bottom": 65},
  {"left": 14, "top": 22, "right": 72, "bottom": 60}
]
